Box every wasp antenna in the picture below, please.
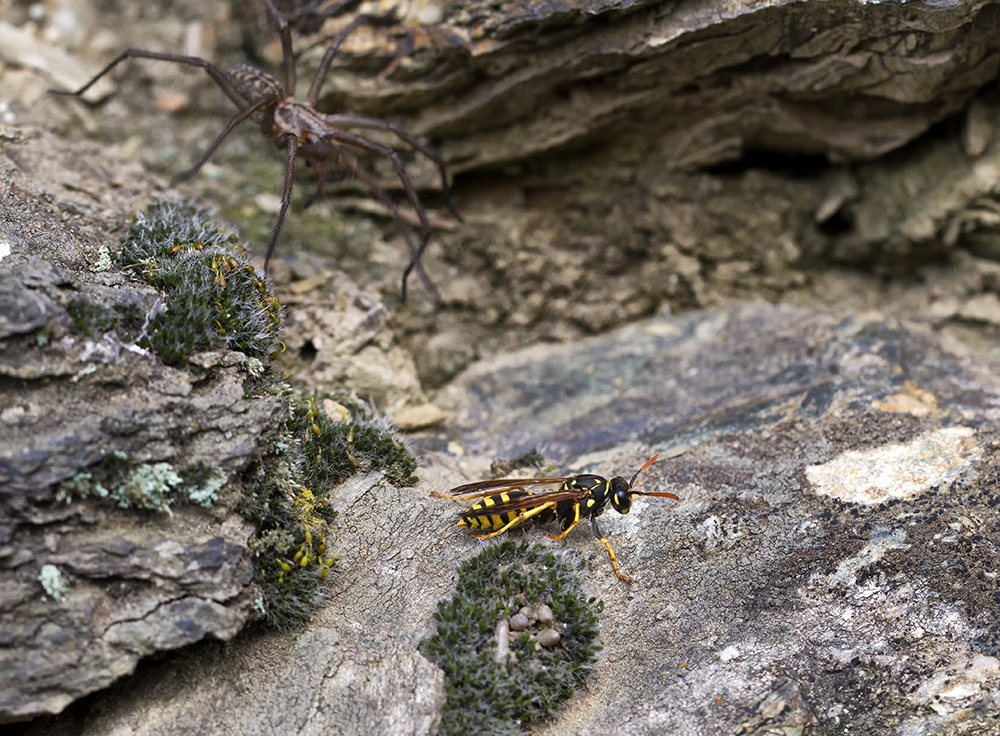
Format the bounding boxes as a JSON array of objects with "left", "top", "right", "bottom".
[
  {"left": 634, "top": 491, "right": 680, "bottom": 500},
  {"left": 628, "top": 453, "right": 659, "bottom": 487}
]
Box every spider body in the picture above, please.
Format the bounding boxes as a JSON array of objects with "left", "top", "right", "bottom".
[{"left": 51, "top": 0, "right": 456, "bottom": 300}]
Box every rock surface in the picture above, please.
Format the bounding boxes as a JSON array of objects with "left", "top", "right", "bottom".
[
  {"left": 3, "top": 0, "right": 1000, "bottom": 733},
  {"left": 0, "top": 212, "right": 286, "bottom": 721},
  {"left": 5, "top": 0, "right": 1000, "bottom": 382},
  {"left": 25, "top": 303, "right": 1000, "bottom": 735}
]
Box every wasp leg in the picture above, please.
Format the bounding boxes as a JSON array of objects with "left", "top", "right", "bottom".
[
  {"left": 546, "top": 502, "right": 581, "bottom": 540},
  {"left": 469, "top": 501, "right": 559, "bottom": 539},
  {"left": 591, "top": 518, "right": 632, "bottom": 582}
]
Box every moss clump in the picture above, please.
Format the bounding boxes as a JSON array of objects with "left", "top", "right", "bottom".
[
  {"left": 289, "top": 394, "right": 418, "bottom": 488},
  {"left": 240, "top": 441, "right": 338, "bottom": 629},
  {"left": 423, "top": 541, "right": 603, "bottom": 736},
  {"left": 57, "top": 451, "right": 225, "bottom": 512},
  {"left": 118, "top": 203, "right": 281, "bottom": 366},
  {"left": 490, "top": 448, "right": 549, "bottom": 478},
  {"left": 67, "top": 299, "right": 145, "bottom": 340},
  {"left": 120, "top": 202, "right": 241, "bottom": 262},
  {"left": 239, "top": 391, "right": 417, "bottom": 628},
  {"left": 67, "top": 298, "right": 116, "bottom": 336}
]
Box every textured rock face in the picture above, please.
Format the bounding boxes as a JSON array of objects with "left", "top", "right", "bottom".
[
  {"left": 0, "top": 209, "right": 285, "bottom": 722},
  {"left": 23, "top": 303, "right": 1000, "bottom": 736},
  {"left": 305, "top": 0, "right": 1000, "bottom": 171},
  {"left": 3, "top": 0, "right": 1000, "bottom": 731},
  {"left": 436, "top": 306, "right": 1000, "bottom": 735}
]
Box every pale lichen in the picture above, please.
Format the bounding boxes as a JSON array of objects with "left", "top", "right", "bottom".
[{"left": 38, "top": 564, "right": 68, "bottom": 601}]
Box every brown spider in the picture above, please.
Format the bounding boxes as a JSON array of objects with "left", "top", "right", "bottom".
[{"left": 50, "top": 0, "right": 457, "bottom": 300}]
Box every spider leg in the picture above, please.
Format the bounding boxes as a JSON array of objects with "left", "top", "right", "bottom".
[
  {"left": 306, "top": 12, "right": 401, "bottom": 105},
  {"left": 324, "top": 135, "right": 440, "bottom": 301},
  {"left": 264, "top": 135, "right": 299, "bottom": 276},
  {"left": 323, "top": 114, "right": 461, "bottom": 222},
  {"left": 302, "top": 158, "right": 329, "bottom": 210},
  {"left": 262, "top": 0, "right": 296, "bottom": 94},
  {"left": 171, "top": 95, "right": 275, "bottom": 186},
  {"left": 48, "top": 49, "right": 248, "bottom": 111}
]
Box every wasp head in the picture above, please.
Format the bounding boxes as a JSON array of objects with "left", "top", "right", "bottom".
[
  {"left": 609, "top": 476, "right": 633, "bottom": 514},
  {"left": 611, "top": 454, "right": 678, "bottom": 515}
]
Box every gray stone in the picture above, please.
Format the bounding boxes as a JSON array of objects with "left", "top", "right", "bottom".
[
  {"left": 0, "top": 182, "right": 285, "bottom": 724},
  {"left": 25, "top": 303, "right": 1000, "bottom": 736}
]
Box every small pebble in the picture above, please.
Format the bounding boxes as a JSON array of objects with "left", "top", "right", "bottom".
[
  {"left": 321, "top": 399, "right": 349, "bottom": 423},
  {"left": 519, "top": 605, "right": 535, "bottom": 622},
  {"left": 536, "top": 604, "right": 554, "bottom": 625},
  {"left": 494, "top": 618, "right": 510, "bottom": 663},
  {"left": 509, "top": 613, "right": 529, "bottom": 631},
  {"left": 536, "top": 628, "right": 561, "bottom": 647},
  {"left": 156, "top": 89, "right": 190, "bottom": 113},
  {"left": 390, "top": 403, "right": 448, "bottom": 430}
]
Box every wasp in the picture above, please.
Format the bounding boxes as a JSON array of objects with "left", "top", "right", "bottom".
[{"left": 433, "top": 454, "right": 678, "bottom": 582}]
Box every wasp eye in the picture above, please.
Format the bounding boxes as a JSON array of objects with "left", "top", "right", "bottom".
[{"left": 612, "top": 488, "right": 632, "bottom": 514}]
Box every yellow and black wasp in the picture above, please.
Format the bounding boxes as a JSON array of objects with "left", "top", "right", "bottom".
[{"left": 433, "top": 454, "right": 678, "bottom": 582}]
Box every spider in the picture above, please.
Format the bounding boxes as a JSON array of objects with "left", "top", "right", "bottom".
[{"left": 50, "top": 0, "right": 457, "bottom": 300}]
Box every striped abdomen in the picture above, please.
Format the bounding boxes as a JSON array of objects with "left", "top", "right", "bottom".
[{"left": 458, "top": 491, "right": 551, "bottom": 531}]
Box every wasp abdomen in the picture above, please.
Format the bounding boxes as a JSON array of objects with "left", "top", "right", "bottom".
[
  {"left": 459, "top": 491, "right": 553, "bottom": 530},
  {"left": 225, "top": 63, "right": 283, "bottom": 106}
]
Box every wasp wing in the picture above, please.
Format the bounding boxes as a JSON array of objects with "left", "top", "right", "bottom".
[
  {"left": 464, "top": 487, "right": 589, "bottom": 517},
  {"left": 432, "top": 475, "right": 571, "bottom": 501}
]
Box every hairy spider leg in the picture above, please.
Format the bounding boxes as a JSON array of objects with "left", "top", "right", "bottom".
[
  {"left": 468, "top": 501, "right": 560, "bottom": 539},
  {"left": 264, "top": 135, "right": 299, "bottom": 274},
  {"left": 171, "top": 95, "right": 277, "bottom": 186},
  {"left": 329, "top": 129, "right": 436, "bottom": 296},
  {"left": 49, "top": 49, "right": 250, "bottom": 111},
  {"left": 307, "top": 14, "right": 403, "bottom": 104},
  {"left": 324, "top": 114, "right": 461, "bottom": 221},
  {"left": 262, "top": 0, "right": 296, "bottom": 94},
  {"left": 591, "top": 518, "right": 631, "bottom": 582},
  {"left": 321, "top": 133, "right": 439, "bottom": 301}
]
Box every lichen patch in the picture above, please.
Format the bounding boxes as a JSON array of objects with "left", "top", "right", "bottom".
[{"left": 805, "top": 427, "right": 980, "bottom": 505}]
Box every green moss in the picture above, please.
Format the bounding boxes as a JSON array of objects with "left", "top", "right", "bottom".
[
  {"left": 238, "top": 390, "right": 417, "bottom": 628},
  {"left": 117, "top": 202, "right": 282, "bottom": 366},
  {"left": 67, "top": 298, "right": 146, "bottom": 340},
  {"left": 67, "top": 298, "right": 117, "bottom": 336},
  {"left": 489, "top": 448, "right": 549, "bottom": 478},
  {"left": 239, "top": 442, "right": 337, "bottom": 629},
  {"left": 140, "top": 249, "right": 281, "bottom": 365},
  {"left": 119, "top": 202, "right": 241, "bottom": 263},
  {"left": 289, "top": 394, "right": 418, "bottom": 488},
  {"left": 423, "top": 541, "right": 603, "bottom": 736}
]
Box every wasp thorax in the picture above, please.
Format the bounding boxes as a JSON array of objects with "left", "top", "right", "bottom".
[
  {"left": 609, "top": 476, "right": 633, "bottom": 514},
  {"left": 226, "top": 63, "right": 283, "bottom": 106}
]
